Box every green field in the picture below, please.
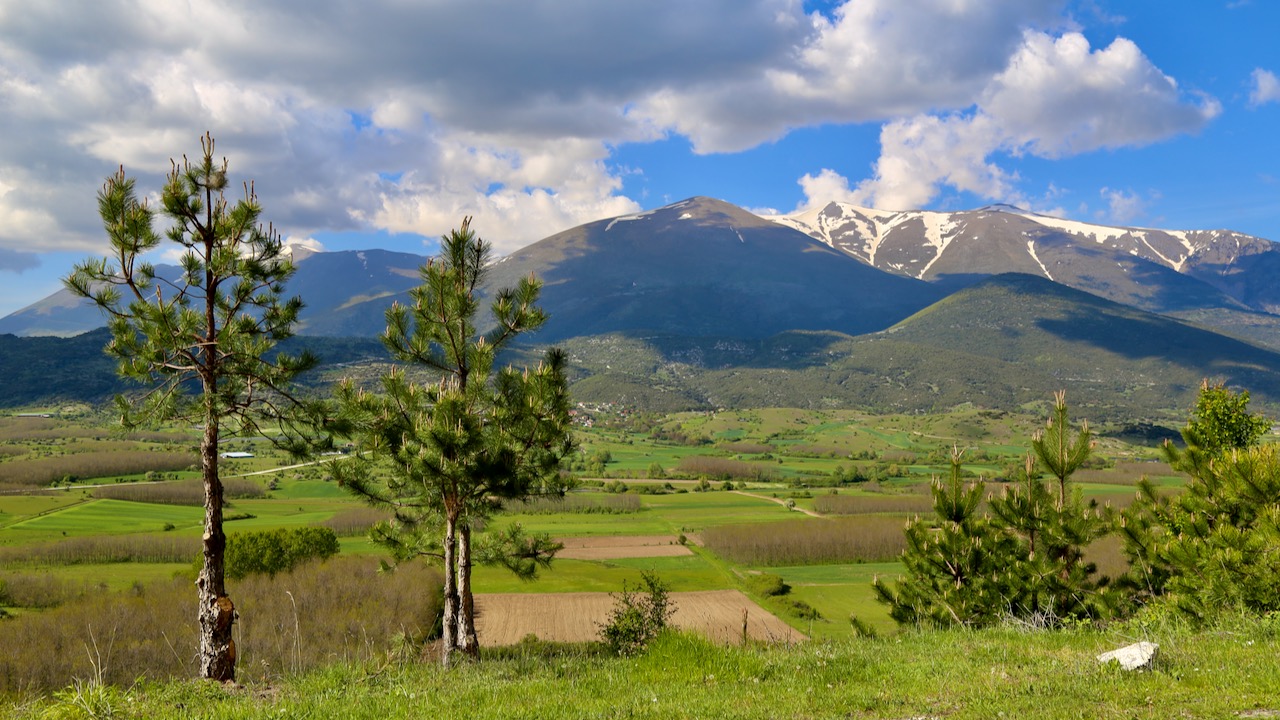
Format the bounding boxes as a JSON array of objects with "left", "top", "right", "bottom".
[{"left": 0, "top": 403, "right": 1208, "bottom": 702}]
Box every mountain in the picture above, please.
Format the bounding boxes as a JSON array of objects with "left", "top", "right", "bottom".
[
  {"left": 773, "top": 202, "right": 1280, "bottom": 315},
  {"left": 479, "top": 196, "right": 943, "bottom": 342},
  {"left": 0, "top": 247, "right": 429, "bottom": 338},
  {"left": 554, "top": 273, "right": 1280, "bottom": 421}
]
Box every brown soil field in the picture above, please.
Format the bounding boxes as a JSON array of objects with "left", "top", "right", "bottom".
[
  {"left": 474, "top": 589, "right": 805, "bottom": 646},
  {"left": 555, "top": 534, "right": 696, "bottom": 560}
]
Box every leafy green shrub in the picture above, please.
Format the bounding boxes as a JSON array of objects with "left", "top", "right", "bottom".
[
  {"left": 746, "top": 572, "right": 790, "bottom": 597},
  {"left": 599, "top": 571, "right": 675, "bottom": 657},
  {"left": 781, "top": 598, "right": 821, "bottom": 621},
  {"left": 224, "top": 527, "right": 340, "bottom": 580}
]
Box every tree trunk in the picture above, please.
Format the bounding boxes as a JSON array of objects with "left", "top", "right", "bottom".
[
  {"left": 458, "top": 522, "right": 479, "bottom": 658},
  {"left": 196, "top": 414, "right": 235, "bottom": 681},
  {"left": 441, "top": 507, "right": 460, "bottom": 668}
]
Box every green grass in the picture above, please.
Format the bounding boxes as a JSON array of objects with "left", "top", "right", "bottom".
[
  {"left": 473, "top": 554, "right": 726, "bottom": 594},
  {"left": 11, "top": 618, "right": 1280, "bottom": 719},
  {"left": 4, "top": 499, "right": 204, "bottom": 542},
  {"left": 763, "top": 561, "right": 901, "bottom": 638},
  {"left": 32, "top": 561, "right": 193, "bottom": 591}
]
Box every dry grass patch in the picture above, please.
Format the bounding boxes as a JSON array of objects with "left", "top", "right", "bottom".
[{"left": 474, "top": 589, "right": 803, "bottom": 646}]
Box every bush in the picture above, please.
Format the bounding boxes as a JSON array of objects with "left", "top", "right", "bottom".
[
  {"left": 599, "top": 571, "right": 675, "bottom": 657},
  {"left": 746, "top": 572, "right": 790, "bottom": 597},
  {"left": 224, "top": 527, "right": 340, "bottom": 580}
]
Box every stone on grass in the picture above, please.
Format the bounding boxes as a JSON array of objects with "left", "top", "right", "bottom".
[{"left": 1097, "top": 641, "right": 1158, "bottom": 671}]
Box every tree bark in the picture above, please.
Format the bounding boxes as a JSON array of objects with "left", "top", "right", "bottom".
[
  {"left": 196, "top": 413, "right": 235, "bottom": 681},
  {"left": 458, "top": 522, "right": 479, "bottom": 658},
  {"left": 441, "top": 507, "right": 460, "bottom": 668}
]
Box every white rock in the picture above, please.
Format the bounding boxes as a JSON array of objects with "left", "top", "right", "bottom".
[{"left": 1097, "top": 641, "right": 1158, "bottom": 671}]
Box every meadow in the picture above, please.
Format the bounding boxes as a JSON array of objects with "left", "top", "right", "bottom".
[{"left": 0, "top": 403, "right": 1201, "bottom": 705}]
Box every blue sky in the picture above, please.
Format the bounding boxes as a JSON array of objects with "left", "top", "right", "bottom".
[{"left": 0, "top": 0, "right": 1277, "bottom": 317}]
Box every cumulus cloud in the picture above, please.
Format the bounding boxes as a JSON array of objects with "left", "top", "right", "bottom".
[
  {"left": 0, "top": 0, "right": 829, "bottom": 256},
  {"left": 0, "top": 0, "right": 1227, "bottom": 263},
  {"left": 1249, "top": 68, "right": 1280, "bottom": 107},
  {"left": 636, "top": 0, "right": 1066, "bottom": 152},
  {"left": 841, "top": 31, "right": 1218, "bottom": 211},
  {"left": 1098, "top": 188, "right": 1148, "bottom": 224}
]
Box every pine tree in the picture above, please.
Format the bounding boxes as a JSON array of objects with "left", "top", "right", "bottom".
[
  {"left": 1122, "top": 430, "right": 1280, "bottom": 619},
  {"left": 873, "top": 448, "right": 1013, "bottom": 628},
  {"left": 989, "top": 393, "right": 1114, "bottom": 625},
  {"left": 64, "top": 134, "right": 319, "bottom": 681},
  {"left": 877, "top": 393, "right": 1117, "bottom": 630},
  {"left": 331, "top": 218, "right": 575, "bottom": 667}
]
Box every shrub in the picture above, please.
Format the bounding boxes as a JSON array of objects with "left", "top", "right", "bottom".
[
  {"left": 813, "top": 494, "right": 935, "bottom": 515},
  {"left": 0, "top": 534, "right": 200, "bottom": 567},
  {"left": 0, "top": 451, "right": 196, "bottom": 490},
  {"left": 599, "top": 570, "right": 675, "bottom": 657},
  {"left": 224, "top": 527, "right": 340, "bottom": 580},
  {"left": 745, "top": 572, "right": 790, "bottom": 597},
  {"left": 93, "top": 477, "right": 264, "bottom": 505}
]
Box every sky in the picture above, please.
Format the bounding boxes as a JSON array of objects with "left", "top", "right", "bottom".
[{"left": 1, "top": 0, "right": 1278, "bottom": 317}]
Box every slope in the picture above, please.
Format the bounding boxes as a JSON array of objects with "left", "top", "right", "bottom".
[{"left": 481, "top": 197, "right": 944, "bottom": 343}]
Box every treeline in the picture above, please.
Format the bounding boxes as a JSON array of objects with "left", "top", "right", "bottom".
[
  {"left": 702, "top": 516, "right": 907, "bottom": 566},
  {"left": 93, "top": 477, "right": 265, "bottom": 505},
  {"left": 0, "top": 450, "right": 196, "bottom": 489},
  {"left": 0, "top": 533, "right": 200, "bottom": 567},
  {"left": 514, "top": 493, "right": 643, "bottom": 514}
]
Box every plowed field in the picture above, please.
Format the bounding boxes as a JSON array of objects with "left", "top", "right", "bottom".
[
  {"left": 555, "top": 534, "right": 695, "bottom": 560},
  {"left": 474, "top": 589, "right": 804, "bottom": 646}
]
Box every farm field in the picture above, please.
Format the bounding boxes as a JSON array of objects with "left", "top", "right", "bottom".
[
  {"left": 475, "top": 589, "right": 803, "bottom": 645},
  {"left": 0, "top": 403, "right": 1204, "bottom": 694}
]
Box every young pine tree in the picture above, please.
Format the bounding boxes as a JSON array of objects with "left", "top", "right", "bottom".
[
  {"left": 989, "top": 392, "right": 1114, "bottom": 625},
  {"left": 878, "top": 393, "right": 1116, "bottom": 630},
  {"left": 64, "top": 134, "right": 320, "bottom": 681},
  {"left": 873, "top": 448, "right": 1013, "bottom": 628},
  {"left": 1121, "top": 386, "right": 1280, "bottom": 619},
  {"left": 331, "top": 218, "right": 575, "bottom": 667}
]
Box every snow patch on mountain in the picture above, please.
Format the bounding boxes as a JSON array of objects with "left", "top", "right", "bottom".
[
  {"left": 605, "top": 209, "right": 657, "bottom": 232},
  {"left": 1027, "top": 240, "right": 1053, "bottom": 280}
]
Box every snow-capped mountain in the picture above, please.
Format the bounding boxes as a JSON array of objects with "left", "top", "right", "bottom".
[{"left": 772, "top": 202, "right": 1280, "bottom": 314}]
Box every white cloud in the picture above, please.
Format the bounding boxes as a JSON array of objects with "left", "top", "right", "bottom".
[
  {"left": 0, "top": 0, "right": 1228, "bottom": 264},
  {"left": 1249, "top": 68, "right": 1280, "bottom": 107},
  {"left": 284, "top": 236, "right": 325, "bottom": 254},
  {"left": 1098, "top": 187, "right": 1147, "bottom": 224},
  {"left": 837, "top": 31, "right": 1218, "bottom": 211},
  {"left": 982, "top": 32, "right": 1220, "bottom": 157},
  {"left": 366, "top": 137, "right": 642, "bottom": 252},
  {"left": 635, "top": 0, "right": 1067, "bottom": 152}
]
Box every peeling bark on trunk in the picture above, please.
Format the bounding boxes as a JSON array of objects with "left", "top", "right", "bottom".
[{"left": 196, "top": 414, "right": 235, "bottom": 681}]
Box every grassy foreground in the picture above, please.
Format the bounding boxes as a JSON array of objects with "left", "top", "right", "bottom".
[{"left": 10, "top": 617, "right": 1280, "bottom": 720}]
